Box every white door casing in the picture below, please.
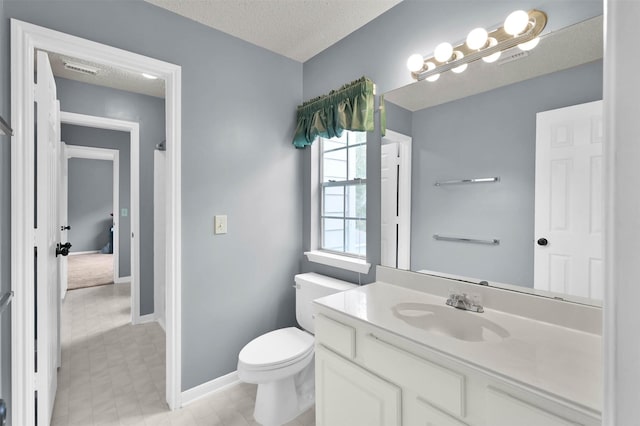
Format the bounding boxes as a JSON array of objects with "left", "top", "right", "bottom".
[
  {"left": 12, "top": 20, "right": 183, "bottom": 423},
  {"left": 381, "top": 130, "right": 412, "bottom": 270},
  {"left": 35, "top": 50, "right": 60, "bottom": 426},
  {"left": 534, "top": 100, "right": 604, "bottom": 300}
]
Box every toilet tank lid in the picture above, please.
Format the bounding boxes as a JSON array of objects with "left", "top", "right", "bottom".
[{"left": 294, "top": 272, "right": 358, "bottom": 291}]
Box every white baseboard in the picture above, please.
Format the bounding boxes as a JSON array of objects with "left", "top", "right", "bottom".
[
  {"left": 181, "top": 371, "right": 240, "bottom": 407},
  {"left": 114, "top": 276, "right": 132, "bottom": 284},
  {"left": 68, "top": 250, "right": 100, "bottom": 256}
]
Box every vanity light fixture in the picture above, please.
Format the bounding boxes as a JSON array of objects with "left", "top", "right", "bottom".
[{"left": 407, "top": 9, "right": 547, "bottom": 81}]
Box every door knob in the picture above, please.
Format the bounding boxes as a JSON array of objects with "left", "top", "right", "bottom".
[
  {"left": 61, "top": 225, "right": 71, "bottom": 231},
  {"left": 537, "top": 238, "right": 548, "bottom": 246},
  {"left": 56, "top": 242, "right": 72, "bottom": 257}
]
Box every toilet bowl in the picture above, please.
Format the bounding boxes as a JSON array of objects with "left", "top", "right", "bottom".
[{"left": 237, "top": 273, "right": 357, "bottom": 426}]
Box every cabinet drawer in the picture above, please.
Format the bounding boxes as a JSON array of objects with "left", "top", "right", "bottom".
[
  {"left": 315, "top": 314, "right": 356, "bottom": 359},
  {"left": 408, "top": 397, "right": 469, "bottom": 426},
  {"left": 361, "top": 334, "right": 465, "bottom": 417},
  {"left": 486, "top": 387, "right": 581, "bottom": 426}
]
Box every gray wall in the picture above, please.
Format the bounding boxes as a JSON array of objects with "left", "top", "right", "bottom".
[
  {"left": 68, "top": 158, "right": 114, "bottom": 253},
  {"left": 301, "top": 0, "right": 603, "bottom": 285},
  {"left": 58, "top": 78, "right": 157, "bottom": 303},
  {"left": 406, "top": 61, "right": 603, "bottom": 287},
  {"left": 385, "top": 101, "right": 412, "bottom": 137},
  {"left": 0, "top": 0, "right": 11, "bottom": 423},
  {"left": 4, "top": 0, "right": 303, "bottom": 392}
]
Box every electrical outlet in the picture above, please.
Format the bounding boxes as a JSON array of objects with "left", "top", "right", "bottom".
[{"left": 214, "top": 215, "right": 227, "bottom": 234}]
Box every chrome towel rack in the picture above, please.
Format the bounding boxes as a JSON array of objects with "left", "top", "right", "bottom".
[
  {"left": 435, "top": 177, "right": 499, "bottom": 186},
  {"left": 0, "top": 291, "right": 13, "bottom": 315},
  {"left": 433, "top": 234, "right": 500, "bottom": 245}
]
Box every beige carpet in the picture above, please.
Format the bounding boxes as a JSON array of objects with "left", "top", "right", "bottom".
[{"left": 67, "top": 253, "right": 114, "bottom": 290}]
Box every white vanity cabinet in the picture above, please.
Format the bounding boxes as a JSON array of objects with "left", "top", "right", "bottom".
[{"left": 314, "top": 310, "right": 601, "bottom": 426}]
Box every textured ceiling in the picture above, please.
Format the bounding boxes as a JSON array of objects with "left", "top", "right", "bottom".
[
  {"left": 385, "top": 16, "right": 603, "bottom": 112},
  {"left": 144, "top": 0, "right": 403, "bottom": 62},
  {"left": 44, "top": 51, "right": 166, "bottom": 98}
]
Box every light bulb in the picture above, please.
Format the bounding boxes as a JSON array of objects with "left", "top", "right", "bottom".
[
  {"left": 142, "top": 73, "right": 158, "bottom": 80},
  {"left": 406, "top": 54, "right": 424, "bottom": 72},
  {"left": 518, "top": 37, "right": 540, "bottom": 51},
  {"left": 451, "top": 51, "right": 467, "bottom": 74},
  {"left": 434, "top": 42, "right": 453, "bottom": 63},
  {"left": 482, "top": 37, "right": 501, "bottom": 63},
  {"left": 424, "top": 61, "right": 440, "bottom": 82},
  {"left": 504, "top": 10, "right": 529, "bottom": 36},
  {"left": 466, "top": 28, "right": 488, "bottom": 50}
]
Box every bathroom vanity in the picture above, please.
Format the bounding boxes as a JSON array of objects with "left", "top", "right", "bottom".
[{"left": 312, "top": 267, "right": 602, "bottom": 426}]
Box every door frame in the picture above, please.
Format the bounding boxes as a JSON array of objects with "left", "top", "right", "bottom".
[
  {"left": 64, "top": 143, "right": 122, "bottom": 291},
  {"left": 62, "top": 113, "right": 139, "bottom": 314},
  {"left": 11, "top": 19, "right": 183, "bottom": 424},
  {"left": 381, "top": 130, "right": 412, "bottom": 270}
]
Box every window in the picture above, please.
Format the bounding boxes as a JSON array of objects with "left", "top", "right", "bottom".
[{"left": 320, "top": 131, "right": 366, "bottom": 257}]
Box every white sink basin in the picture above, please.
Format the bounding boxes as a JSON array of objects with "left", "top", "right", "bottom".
[{"left": 391, "top": 302, "right": 510, "bottom": 343}]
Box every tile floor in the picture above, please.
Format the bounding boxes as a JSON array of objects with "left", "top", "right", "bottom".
[{"left": 52, "top": 283, "right": 315, "bottom": 426}]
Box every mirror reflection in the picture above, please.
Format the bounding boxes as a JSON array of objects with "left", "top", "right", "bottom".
[{"left": 381, "top": 16, "right": 603, "bottom": 303}]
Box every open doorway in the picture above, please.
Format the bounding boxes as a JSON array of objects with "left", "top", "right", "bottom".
[
  {"left": 62, "top": 145, "right": 120, "bottom": 296},
  {"left": 11, "top": 20, "right": 183, "bottom": 426}
]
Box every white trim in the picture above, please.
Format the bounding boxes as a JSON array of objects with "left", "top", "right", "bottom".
[
  {"left": 11, "top": 20, "right": 183, "bottom": 421},
  {"left": 68, "top": 250, "right": 100, "bottom": 256},
  {"left": 304, "top": 250, "right": 371, "bottom": 274},
  {"left": 114, "top": 276, "right": 132, "bottom": 284},
  {"left": 181, "top": 372, "right": 240, "bottom": 407},
  {"left": 66, "top": 144, "right": 118, "bottom": 161},
  {"left": 60, "top": 112, "right": 138, "bottom": 322},
  {"left": 381, "top": 130, "right": 412, "bottom": 270},
  {"left": 64, "top": 143, "right": 121, "bottom": 283},
  {"left": 136, "top": 313, "right": 157, "bottom": 324}
]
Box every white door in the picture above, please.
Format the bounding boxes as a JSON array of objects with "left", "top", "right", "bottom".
[
  {"left": 35, "top": 50, "right": 60, "bottom": 425},
  {"left": 381, "top": 142, "right": 399, "bottom": 268},
  {"left": 154, "top": 150, "right": 166, "bottom": 330},
  {"left": 315, "top": 345, "right": 401, "bottom": 426},
  {"left": 534, "top": 100, "right": 603, "bottom": 299}
]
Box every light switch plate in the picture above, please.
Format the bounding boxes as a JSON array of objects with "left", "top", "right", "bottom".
[
  {"left": 214, "top": 215, "right": 227, "bottom": 234},
  {"left": 121, "top": 208, "right": 128, "bottom": 217}
]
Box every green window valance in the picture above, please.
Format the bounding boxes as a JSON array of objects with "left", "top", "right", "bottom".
[{"left": 292, "top": 76, "right": 376, "bottom": 149}]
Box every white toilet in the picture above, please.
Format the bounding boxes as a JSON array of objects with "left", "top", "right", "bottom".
[{"left": 237, "top": 272, "right": 357, "bottom": 426}]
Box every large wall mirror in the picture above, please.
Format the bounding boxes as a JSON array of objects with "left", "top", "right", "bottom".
[{"left": 380, "top": 16, "right": 603, "bottom": 305}]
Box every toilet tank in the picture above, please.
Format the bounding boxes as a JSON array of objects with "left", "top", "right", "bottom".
[{"left": 295, "top": 272, "right": 357, "bottom": 334}]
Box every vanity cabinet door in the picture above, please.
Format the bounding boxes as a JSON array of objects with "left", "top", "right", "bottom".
[
  {"left": 486, "top": 387, "right": 581, "bottom": 426},
  {"left": 406, "top": 397, "right": 469, "bottom": 426},
  {"left": 315, "top": 344, "right": 401, "bottom": 426}
]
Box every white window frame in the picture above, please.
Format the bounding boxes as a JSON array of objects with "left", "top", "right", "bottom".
[
  {"left": 319, "top": 132, "right": 367, "bottom": 257},
  {"left": 305, "top": 132, "right": 371, "bottom": 274}
]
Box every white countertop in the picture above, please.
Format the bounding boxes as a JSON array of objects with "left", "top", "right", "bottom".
[{"left": 314, "top": 282, "right": 602, "bottom": 415}]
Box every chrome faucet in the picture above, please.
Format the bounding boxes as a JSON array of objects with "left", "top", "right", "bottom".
[{"left": 446, "top": 291, "right": 484, "bottom": 313}]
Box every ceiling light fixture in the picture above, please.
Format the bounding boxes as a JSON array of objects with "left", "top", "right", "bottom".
[
  {"left": 406, "top": 9, "right": 547, "bottom": 82},
  {"left": 142, "top": 73, "right": 158, "bottom": 80}
]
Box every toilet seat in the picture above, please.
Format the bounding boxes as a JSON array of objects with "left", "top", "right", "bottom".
[{"left": 238, "top": 327, "right": 314, "bottom": 372}]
